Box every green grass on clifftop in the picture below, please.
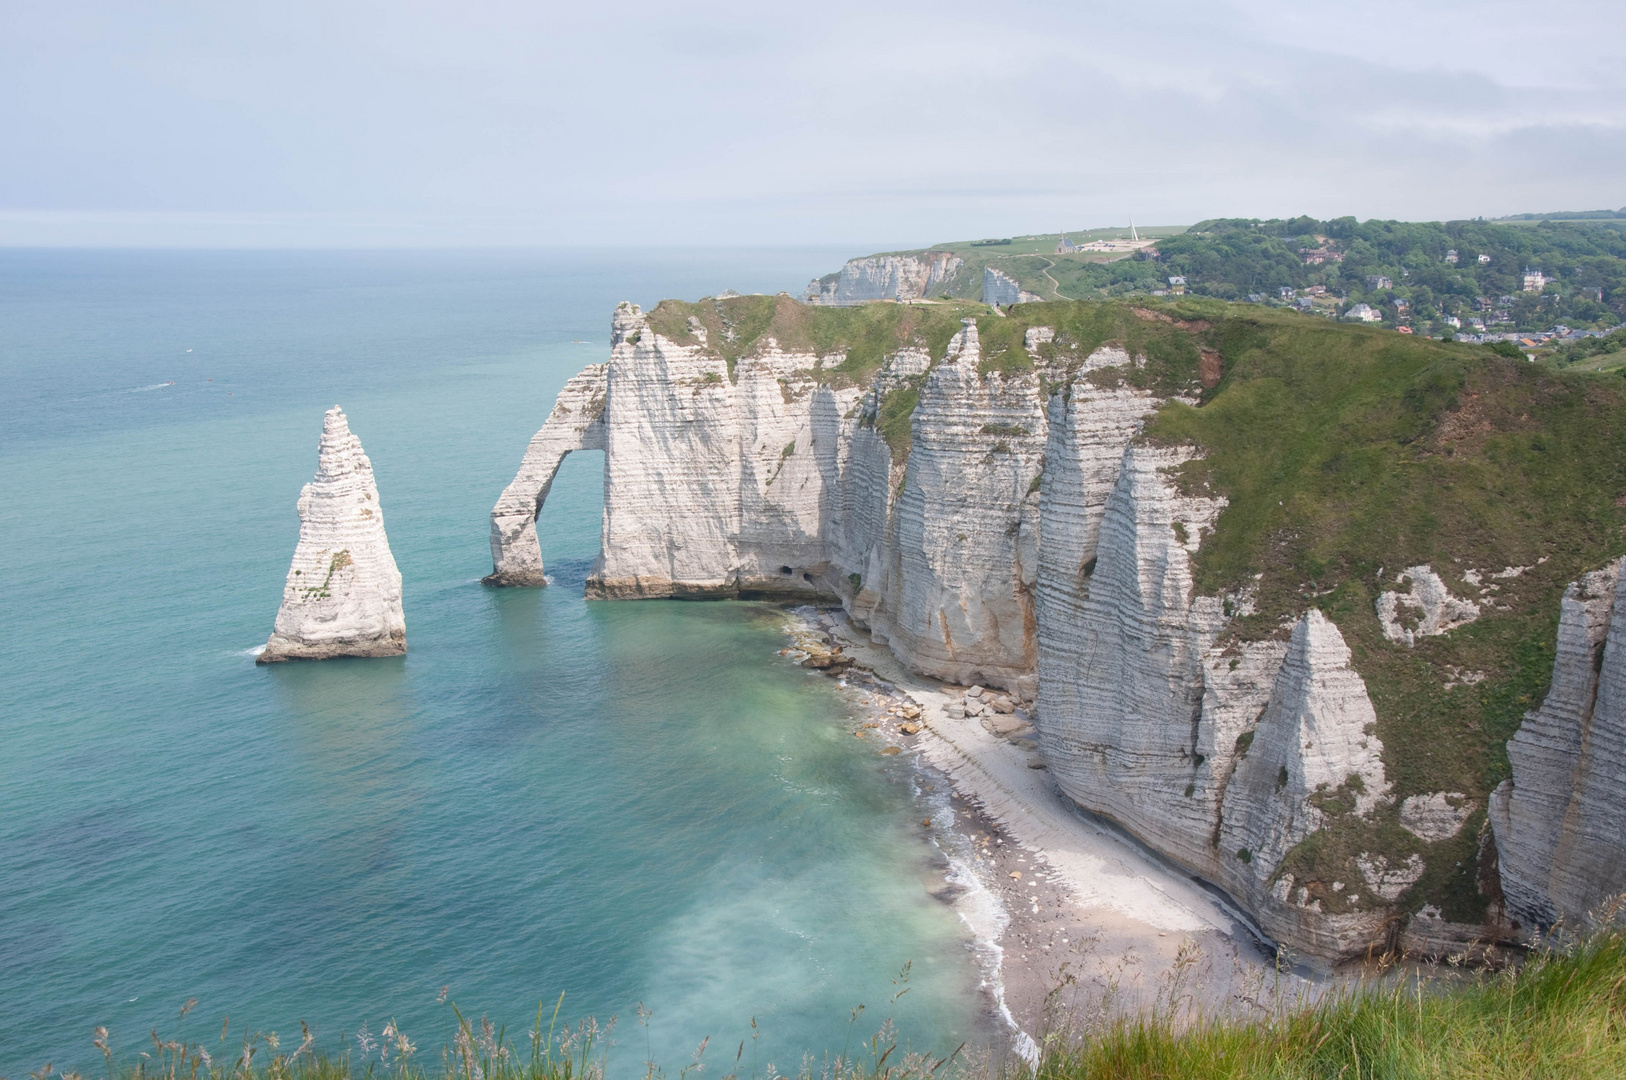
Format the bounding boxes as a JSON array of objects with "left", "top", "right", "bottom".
[
  {"left": 1008, "top": 297, "right": 1626, "bottom": 925},
  {"left": 643, "top": 293, "right": 984, "bottom": 385},
  {"left": 1038, "top": 924, "right": 1626, "bottom": 1079}
]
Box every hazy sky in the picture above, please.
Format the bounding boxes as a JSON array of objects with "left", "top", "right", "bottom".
[{"left": 2, "top": 0, "right": 1622, "bottom": 247}]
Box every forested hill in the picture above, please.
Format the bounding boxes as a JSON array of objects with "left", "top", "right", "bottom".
[{"left": 902, "top": 215, "right": 1626, "bottom": 334}]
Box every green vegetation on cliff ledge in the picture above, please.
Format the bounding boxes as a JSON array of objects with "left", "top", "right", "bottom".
[
  {"left": 1002, "top": 296, "right": 1626, "bottom": 924},
  {"left": 643, "top": 293, "right": 983, "bottom": 385}
]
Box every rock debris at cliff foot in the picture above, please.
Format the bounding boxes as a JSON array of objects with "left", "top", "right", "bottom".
[{"left": 260, "top": 407, "right": 405, "bottom": 662}]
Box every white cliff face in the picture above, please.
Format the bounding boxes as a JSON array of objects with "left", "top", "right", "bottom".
[
  {"left": 488, "top": 300, "right": 1535, "bottom": 959},
  {"left": 1214, "top": 611, "right": 1393, "bottom": 956},
  {"left": 1033, "top": 423, "right": 1399, "bottom": 956},
  {"left": 1033, "top": 366, "right": 1164, "bottom": 735},
  {"left": 877, "top": 321, "right": 1050, "bottom": 691},
  {"left": 805, "top": 252, "right": 964, "bottom": 305},
  {"left": 1491, "top": 559, "right": 1626, "bottom": 928},
  {"left": 490, "top": 311, "right": 1059, "bottom": 690},
  {"left": 1400, "top": 793, "right": 1475, "bottom": 842},
  {"left": 261, "top": 407, "right": 405, "bottom": 662},
  {"left": 486, "top": 365, "right": 607, "bottom": 586},
  {"left": 981, "top": 267, "right": 1044, "bottom": 307},
  {"left": 1375, "top": 565, "right": 1481, "bottom": 646},
  {"left": 594, "top": 303, "right": 744, "bottom": 597},
  {"left": 1040, "top": 442, "right": 1232, "bottom": 872},
  {"left": 1355, "top": 853, "right": 1426, "bottom": 901}
]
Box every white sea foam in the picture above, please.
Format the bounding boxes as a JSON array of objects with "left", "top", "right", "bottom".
[
  {"left": 128, "top": 381, "right": 175, "bottom": 392},
  {"left": 233, "top": 644, "right": 266, "bottom": 657},
  {"left": 915, "top": 779, "right": 1038, "bottom": 1065}
]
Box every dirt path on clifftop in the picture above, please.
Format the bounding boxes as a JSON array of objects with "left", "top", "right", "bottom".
[
  {"left": 826, "top": 618, "right": 1317, "bottom": 1046},
  {"left": 997, "top": 254, "right": 1076, "bottom": 302}
]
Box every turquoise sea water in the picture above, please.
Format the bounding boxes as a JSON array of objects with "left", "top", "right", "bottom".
[{"left": 0, "top": 250, "right": 990, "bottom": 1077}]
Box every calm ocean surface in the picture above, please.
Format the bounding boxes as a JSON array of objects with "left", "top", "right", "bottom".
[{"left": 0, "top": 250, "right": 990, "bottom": 1077}]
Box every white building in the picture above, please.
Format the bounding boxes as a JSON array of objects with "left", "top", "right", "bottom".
[
  {"left": 1344, "top": 303, "right": 1383, "bottom": 323},
  {"left": 1522, "top": 268, "right": 1549, "bottom": 293}
]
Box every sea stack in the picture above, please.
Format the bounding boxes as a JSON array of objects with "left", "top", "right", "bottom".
[{"left": 259, "top": 407, "right": 406, "bottom": 662}]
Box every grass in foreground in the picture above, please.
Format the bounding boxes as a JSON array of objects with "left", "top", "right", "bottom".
[
  {"left": 30, "top": 928, "right": 1626, "bottom": 1080},
  {"left": 1038, "top": 925, "right": 1626, "bottom": 1079}
]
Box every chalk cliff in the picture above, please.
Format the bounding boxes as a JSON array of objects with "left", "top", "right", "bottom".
[
  {"left": 982, "top": 267, "right": 1044, "bottom": 306},
  {"left": 805, "top": 252, "right": 964, "bottom": 305},
  {"left": 488, "top": 366, "right": 607, "bottom": 586},
  {"left": 1491, "top": 559, "right": 1626, "bottom": 929},
  {"left": 261, "top": 407, "right": 405, "bottom": 662},
  {"left": 490, "top": 293, "right": 1626, "bottom": 960}
]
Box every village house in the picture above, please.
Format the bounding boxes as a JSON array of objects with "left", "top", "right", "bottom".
[
  {"left": 1522, "top": 268, "right": 1549, "bottom": 293},
  {"left": 1344, "top": 303, "right": 1383, "bottom": 323},
  {"left": 1167, "top": 275, "right": 1187, "bottom": 295},
  {"left": 1366, "top": 274, "right": 1393, "bottom": 290},
  {"left": 1445, "top": 249, "right": 1459, "bottom": 264},
  {"left": 1479, "top": 253, "right": 1492, "bottom": 263}
]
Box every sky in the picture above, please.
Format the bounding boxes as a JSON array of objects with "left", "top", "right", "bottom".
[{"left": 2, "top": 0, "right": 1623, "bottom": 248}]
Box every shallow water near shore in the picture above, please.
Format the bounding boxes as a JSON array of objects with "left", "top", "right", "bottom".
[{"left": 0, "top": 249, "right": 990, "bottom": 1076}]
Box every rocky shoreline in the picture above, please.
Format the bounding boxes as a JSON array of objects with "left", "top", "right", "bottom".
[{"left": 775, "top": 606, "right": 1319, "bottom": 1055}]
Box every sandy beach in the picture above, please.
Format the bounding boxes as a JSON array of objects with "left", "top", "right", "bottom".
[{"left": 780, "top": 607, "right": 1321, "bottom": 1056}]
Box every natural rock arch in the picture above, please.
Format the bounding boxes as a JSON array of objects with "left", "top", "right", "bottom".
[{"left": 484, "top": 365, "right": 607, "bottom": 586}]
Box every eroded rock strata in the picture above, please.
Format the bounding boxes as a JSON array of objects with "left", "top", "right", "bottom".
[
  {"left": 982, "top": 267, "right": 1044, "bottom": 307},
  {"left": 1491, "top": 560, "right": 1626, "bottom": 929},
  {"left": 490, "top": 295, "right": 1624, "bottom": 959},
  {"left": 262, "top": 407, "right": 405, "bottom": 662},
  {"left": 805, "top": 252, "right": 964, "bottom": 306}
]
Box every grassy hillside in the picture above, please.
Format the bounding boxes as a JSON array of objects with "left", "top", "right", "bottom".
[
  {"left": 1037, "top": 924, "right": 1626, "bottom": 1079},
  {"left": 884, "top": 226, "right": 1189, "bottom": 303},
  {"left": 854, "top": 216, "right": 1626, "bottom": 333},
  {"left": 999, "top": 297, "right": 1626, "bottom": 924}
]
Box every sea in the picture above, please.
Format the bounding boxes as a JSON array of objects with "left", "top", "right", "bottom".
[{"left": 0, "top": 249, "right": 994, "bottom": 1078}]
